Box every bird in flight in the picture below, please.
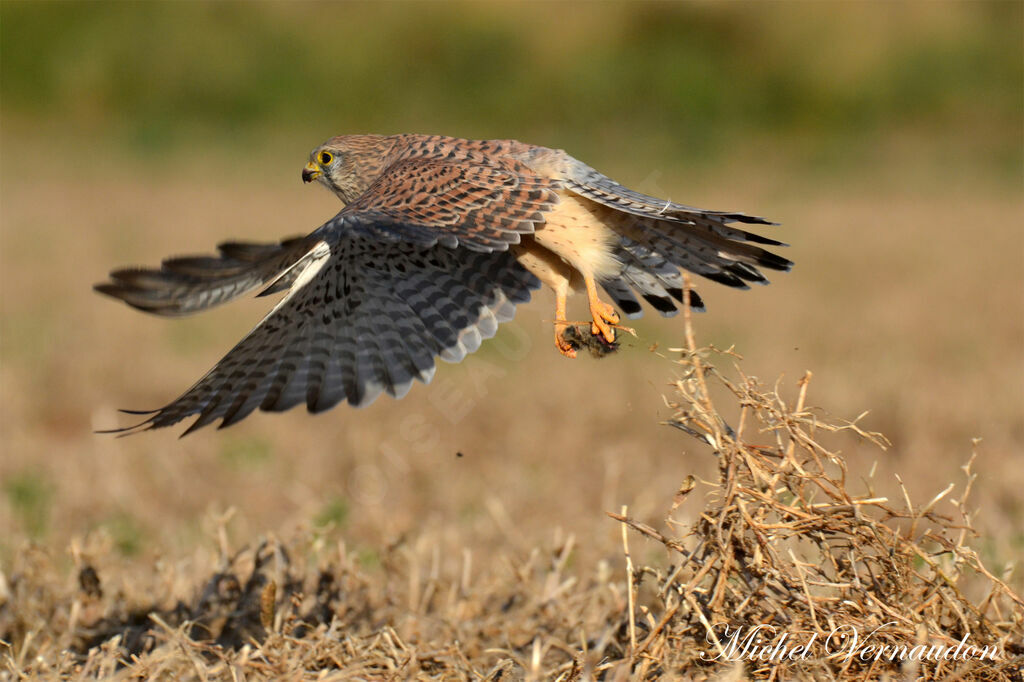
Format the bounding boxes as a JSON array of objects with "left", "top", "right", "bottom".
[{"left": 96, "top": 134, "right": 791, "bottom": 435}]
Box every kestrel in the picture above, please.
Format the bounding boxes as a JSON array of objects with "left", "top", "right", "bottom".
[{"left": 96, "top": 134, "right": 791, "bottom": 434}]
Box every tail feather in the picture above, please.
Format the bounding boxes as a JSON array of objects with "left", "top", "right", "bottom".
[
  {"left": 95, "top": 236, "right": 317, "bottom": 316},
  {"left": 680, "top": 221, "right": 793, "bottom": 273},
  {"left": 601, "top": 279, "right": 645, "bottom": 318},
  {"left": 604, "top": 238, "right": 706, "bottom": 318},
  {"left": 562, "top": 159, "right": 792, "bottom": 316},
  {"left": 608, "top": 214, "right": 792, "bottom": 291}
]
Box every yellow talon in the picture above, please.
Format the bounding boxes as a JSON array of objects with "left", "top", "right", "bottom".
[
  {"left": 553, "top": 284, "right": 577, "bottom": 358},
  {"left": 585, "top": 276, "right": 619, "bottom": 344}
]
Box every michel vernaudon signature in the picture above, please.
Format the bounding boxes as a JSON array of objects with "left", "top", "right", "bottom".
[{"left": 699, "top": 623, "right": 1003, "bottom": 665}]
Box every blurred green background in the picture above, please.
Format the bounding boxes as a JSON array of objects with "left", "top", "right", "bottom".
[{"left": 2, "top": 1, "right": 1020, "bottom": 179}]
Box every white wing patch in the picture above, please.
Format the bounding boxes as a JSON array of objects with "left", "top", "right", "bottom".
[{"left": 259, "top": 240, "right": 332, "bottom": 323}]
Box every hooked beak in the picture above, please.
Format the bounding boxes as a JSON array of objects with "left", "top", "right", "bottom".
[{"left": 302, "top": 162, "right": 321, "bottom": 183}]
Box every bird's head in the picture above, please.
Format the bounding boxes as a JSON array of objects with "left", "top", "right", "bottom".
[{"left": 302, "top": 135, "right": 395, "bottom": 205}]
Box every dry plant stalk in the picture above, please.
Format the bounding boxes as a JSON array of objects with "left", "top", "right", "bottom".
[{"left": 610, "top": 275, "right": 1023, "bottom": 680}]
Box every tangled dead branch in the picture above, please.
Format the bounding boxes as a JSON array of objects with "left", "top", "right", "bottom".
[{"left": 609, "top": 278, "right": 1023, "bottom": 679}]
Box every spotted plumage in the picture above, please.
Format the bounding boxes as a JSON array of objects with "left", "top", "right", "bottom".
[{"left": 96, "top": 133, "right": 792, "bottom": 434}]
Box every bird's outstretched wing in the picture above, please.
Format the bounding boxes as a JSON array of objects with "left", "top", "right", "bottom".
[
  {"left": 94, "top": 236, "right": 322, "bottom": 316},
  {"left": 330, "top": 157, "right": 560, "bottom": 252},
  {"left": 564, "top": 158, "right": 782, "bottom": 238},
  {"left": 104, "top": 234, "right": 539, "bottom": 435}
]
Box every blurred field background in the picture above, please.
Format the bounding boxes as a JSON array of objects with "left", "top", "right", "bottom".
[{"left": 1, "top": 0, "right": 1022, "bottom": 670}]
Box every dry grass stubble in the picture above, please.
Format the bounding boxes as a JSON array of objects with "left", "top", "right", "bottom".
[{"left": 3, "top": 284, "right": 1020, "bottom": 680}]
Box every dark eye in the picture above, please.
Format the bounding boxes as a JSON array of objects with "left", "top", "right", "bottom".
[{"left": 318, "top": 151, "right": 333, "bottom": 165}]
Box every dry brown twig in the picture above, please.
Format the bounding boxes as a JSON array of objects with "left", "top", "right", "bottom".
[{"left": 608, "top": 274, "right": 1023, "bottom": 680}]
